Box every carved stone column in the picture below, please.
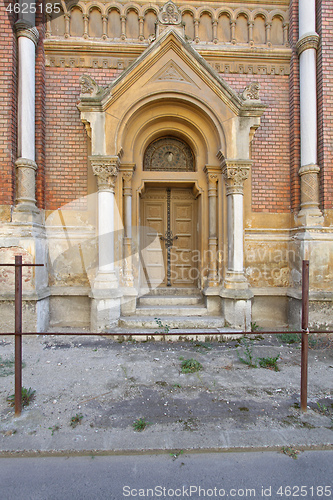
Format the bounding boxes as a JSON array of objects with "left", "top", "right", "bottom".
[
  {"left": 220, "top": 158, "right": 253, "bottom": 331},
  {"left": 121, "top": 165, "right": 135, "bottom": 286},
  {"left": 90, "top": 155, "right": 119, "bottom": 286},
  {"left": 204, "top": 166, "right": 220, "bottom": 287},
  {"left": 222, "top": 160, "right": 251, "bottom": 287},
  {"left": 296, "top": 0, "right": 323, "bottom": 226},
  {"left": 89, "top": 155, "right": 121, "bottom": 331},
  {"left": 14, "top": 19, "right": 40, "bottom": 222}
]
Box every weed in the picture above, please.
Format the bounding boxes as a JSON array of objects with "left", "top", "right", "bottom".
[
  {"left": 237, "top": 338, "right": 257, "bottom": 368},
  {"left": 70, "top": 413, "right": 83, "bottom": 428},
  {"left": 193, "top": 341, "right": 212, "bottom": 351},
  {"left": 251, "top": 321, "right": 260, "bottom": 332},
  {"left": 277, "top": 333, "right": 301, "bottom": 344},
  {"left": 7, "top": 387, "right": 36, "bottom": 407},
  {"left": 181, "top": 358, "right": 203, "bottom": 374},
  {"left": 0, "top": 356, "right": 25, "bottom": 377},
  {"left": 258, "top": 354, "right": 280, "bottom": 371},
  {"left": 132, "top": 417, "right": 151, "bottom": 432},
  {"left": 49, "top": 425, "right": 60, "bottom": 436},
  {"left": 0, "top": 356, "right": 15, "bottom": 377},
  {"left": 282, "top": 446, "right": 300, "bottom": 459},
  {"left": 316, "top": 401, "right": 329, "bottom": 415},
  {"left": 173, "top": 383, "right": 182, "bottom": 389},
  {"left": 155, "top": 317, "right": 170, "bottom": 335},
  {"left": 170, "top": 450, "right": 184, "bottom": 460}
]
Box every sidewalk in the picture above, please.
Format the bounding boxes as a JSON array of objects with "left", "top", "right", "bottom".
[{"left": 0, "top": 329, "right": 332, "bottom": 456}]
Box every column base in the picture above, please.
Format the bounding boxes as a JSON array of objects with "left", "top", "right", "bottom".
[
  {"left": 93, "top": 270, "right": 118, "bottom": 289},
  {"left": 90, "top": 286, "right": 122, "bottom": 332},
  {"left": 220, "top": 288, "right": 253, "bottom": 331},
  {"left": 12, "top": 203, "right": 41, "bottom": 224},
  {"left": 121, "top": 287, "right": 138, "bottom": 316},
  {"left": 223, "top": 271, "right": 249, "bottom": 290},
  {"left": 203, "top": 287, "right": 222, "bottom": 315},
  {"left": 296, "top": 208, "right": 324, "bottom": 227}
]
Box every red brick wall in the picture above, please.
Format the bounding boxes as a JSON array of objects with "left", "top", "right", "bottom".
[
  {"left": 223, "top": 73, "right": 291, "bottom": 213},
  {"left": 317, "top": 0, "right": 333, "bottom": 209},
  {"left": 0, "top": 1, "right": 16, "bottom": 206},
  {"left": 36, "top": 10, "right": 46, "bottom": 209},
  {"left": 45, "top": 68, "right": 120, "bottom": 210}
]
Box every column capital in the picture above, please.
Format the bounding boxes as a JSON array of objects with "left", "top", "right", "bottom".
[
  {"left": 90, "top": 155, "right": 120, "bottom": 192},
  {"left": 296, "top": 33, "right": 320, "bottom": 56},
  {"left": 120, "top": 164, "right": 136, "bottom": 186},
  {"left": 221, "top": 160, "right": 252, "bottom": 196},
  {"left": 14, "top": 20, "right": 39, "bottom": 46},
  {"left": 204, "top": 165, "right": 221, "bottom": 186}
]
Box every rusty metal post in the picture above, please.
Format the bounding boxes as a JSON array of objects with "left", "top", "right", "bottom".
[
  {"left": 301, "top": 259, "right": 309, "bottom": 412},
  {"left": 15, "top": 255, "right": 23, "bottom": 416}
]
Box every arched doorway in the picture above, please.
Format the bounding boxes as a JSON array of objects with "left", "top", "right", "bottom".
[{"left": 140, "top": 137, "right": 199, "bottom": 289}]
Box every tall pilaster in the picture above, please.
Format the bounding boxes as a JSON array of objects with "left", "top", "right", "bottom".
[
  {"left": 121, "top": 165, "right": 136, "bottom": 287},
  {"left": 14, "top": 19, "right": 40, "bottom": 221},
  {"left": 296, "top": 0, "right": 323, "bottom": 226},
  {"left": 204, "top": 166, "right": 220, "bottom": 287}
]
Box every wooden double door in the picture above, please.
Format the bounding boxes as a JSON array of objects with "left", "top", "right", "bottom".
[{"left": 141, "top": 187, "right": 198, "bottom": 288}]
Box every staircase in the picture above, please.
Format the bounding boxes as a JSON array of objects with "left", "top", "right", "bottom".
[{"left": 119, "top": 288, "right": 226, "bottom": 330}]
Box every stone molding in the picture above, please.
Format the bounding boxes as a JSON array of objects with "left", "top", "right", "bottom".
[
  {"left": 298, "top": 163, "right": 320, "bottom": 177},
  {"left": 221, "top": 160, "right": 252, "bottom": 196},
  {"left": 44, "top": 41, "right": 291, "bottom": 75},
  {"left": 296, "top": 33, "right": 320, "bottom": 56},
  {"left": 14, "top": 20, "right": 39, "bottom": 47},
  {"left": 89, "top": 155, "right": 120, "bottom": 192}
]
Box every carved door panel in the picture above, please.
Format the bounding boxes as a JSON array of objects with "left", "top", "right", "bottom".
[
  {"left": 171, "top": 192, "right": 197, "bottom": 287},
  {"left": 141, "top": 197, "right": 167, "bottom": 287},
  {"left": 141, "top": 188, "right": 197, "bottom": 288}
]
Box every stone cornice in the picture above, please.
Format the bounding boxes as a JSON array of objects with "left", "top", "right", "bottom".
[
  {"left": 44, "top": 39, "right": 291, "bottom": 76},
  {"left": 15, "top": 20, "right": 39, "bottom": 47},
  {"left": 296, "top": 33, "right": 320, "bottom": 56}
]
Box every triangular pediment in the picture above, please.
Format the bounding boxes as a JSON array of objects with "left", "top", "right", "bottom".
[
  {"left": 78, "top": 29, "right": 265, "bottom": 118},
  {"left": 148, "top": 60, "right": 198, "bottom": 87}
]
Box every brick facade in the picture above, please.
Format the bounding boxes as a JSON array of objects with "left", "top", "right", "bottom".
[
  {"left": 45, "top": 68, "right": 121, "bottom": 210},
  {"left": 317, "top": 0, "right": 333, "bottom": 210}
]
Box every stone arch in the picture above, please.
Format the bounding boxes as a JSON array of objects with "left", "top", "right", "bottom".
[{"left": 115, "top": 94, "right": 226, "bottom": 166}]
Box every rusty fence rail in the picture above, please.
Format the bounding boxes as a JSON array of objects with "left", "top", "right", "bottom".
[{"left": 0, "top": 258, "right": 332, "bottom": 417}]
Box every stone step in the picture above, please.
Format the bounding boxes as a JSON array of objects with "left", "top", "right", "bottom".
[
  {"left": 119, "top": 315, "right": 226, "bottom": 329},
  {"left": 138, "top": 295, "right": 204, "bottom": 306},
  {"left": 135, "top": 305, "right": 208, "bottom": 316}
]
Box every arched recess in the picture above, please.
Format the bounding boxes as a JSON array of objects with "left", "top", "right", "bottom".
[
  {"left": 115, "top": 93, "right": 226, "bottom": 166},
  {"left": 112, "top": 94, "right": 226, "bottom": 291}
]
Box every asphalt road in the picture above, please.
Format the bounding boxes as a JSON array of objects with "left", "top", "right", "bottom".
[{"left": 1, "top": 450, "right": 332, "bottom": 500}]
